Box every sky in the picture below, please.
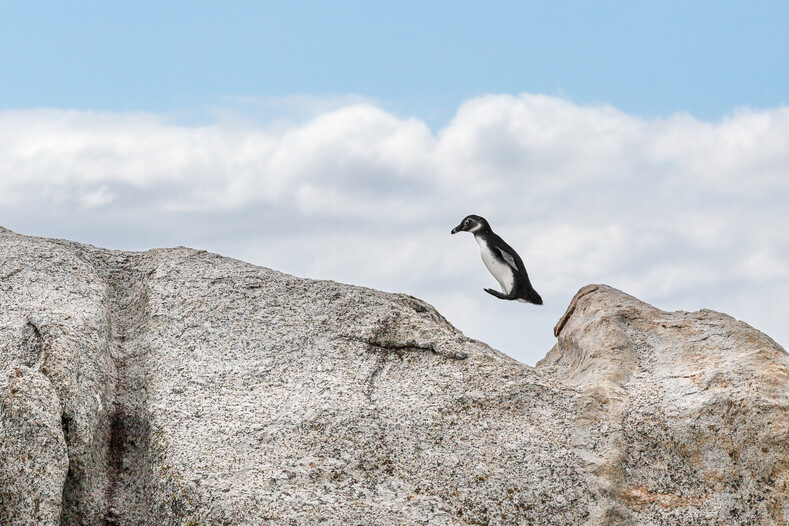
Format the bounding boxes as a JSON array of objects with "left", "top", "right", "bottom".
[{"left": 1, "top": 2, "right": 788, "bottom": 364}]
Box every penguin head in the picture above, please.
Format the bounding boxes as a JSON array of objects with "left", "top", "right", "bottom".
[{"left": 451, "top": 214, "right": 489, "bottom": 235}]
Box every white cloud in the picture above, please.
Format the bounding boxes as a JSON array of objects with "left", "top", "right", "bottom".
[
  {"left": 79, "top": 186, "right": 116, "bottom": 209},
  {"left": 2, "top": 94, "right": 788, "bottom": 363}
]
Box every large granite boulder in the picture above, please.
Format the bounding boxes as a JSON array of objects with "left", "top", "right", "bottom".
[
  {"left": 1, "top": 229, "right": 787, "bottom": 525},
  {"left": 540, "top": 284, "right": 789, "bottom": 524}
]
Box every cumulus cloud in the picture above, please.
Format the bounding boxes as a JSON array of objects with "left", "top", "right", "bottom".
[{"left": 1, "top": 94, "right": 788, "bottom": 363}]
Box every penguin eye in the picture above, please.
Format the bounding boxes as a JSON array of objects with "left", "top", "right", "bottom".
[{"left": 464, "top": 220, "right": 470, "bottom": 226}]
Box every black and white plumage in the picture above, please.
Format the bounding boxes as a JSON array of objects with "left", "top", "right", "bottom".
[{"left": 451, "top": 214, "right": 543, "bottom": 305}]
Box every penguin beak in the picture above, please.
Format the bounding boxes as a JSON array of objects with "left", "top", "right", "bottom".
[{"left": 451, "top": 223, "right": 463, "bottom": 234}]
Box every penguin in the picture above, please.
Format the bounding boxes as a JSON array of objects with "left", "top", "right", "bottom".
[{"left": 451, "top": 214, "right": 543, "bottom": 305}]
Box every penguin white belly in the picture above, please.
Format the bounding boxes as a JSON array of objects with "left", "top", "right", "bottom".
[{"left": 479, "top": 245, "right": 515, "bottom": 294}]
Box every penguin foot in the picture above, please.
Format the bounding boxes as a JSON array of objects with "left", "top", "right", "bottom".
[{"left": 484, "top": 288, "right": 509, "bottom": 300}]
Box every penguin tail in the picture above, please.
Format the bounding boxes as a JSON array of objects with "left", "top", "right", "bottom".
[{"left": 523, "top": 287, "right": 543, "bottom": 305}]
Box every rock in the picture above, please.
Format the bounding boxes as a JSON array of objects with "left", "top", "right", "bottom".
[
  {"left": 539, "top": 284, "right": 789, "bottom": 524},
  {"left": 0, "top": 233, "right": 117, "bottom": 525},
  {"left": 0, "top": 366, "right": 69, "bottom": 525},
  {"left": 1, "top": 230, "right": 788, "bottom": 525}
]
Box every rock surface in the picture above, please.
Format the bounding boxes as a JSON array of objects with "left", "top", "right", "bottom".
[
  {"left": 1, "top": 230, "right": 788, "bottom": 525},
  {"left": 540, "top": 284, "right": 789, "bottom": 524}
]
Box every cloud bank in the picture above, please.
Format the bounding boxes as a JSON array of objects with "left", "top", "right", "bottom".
[{"left": 2, "top": 94, "right": 788, "bottom": 363}]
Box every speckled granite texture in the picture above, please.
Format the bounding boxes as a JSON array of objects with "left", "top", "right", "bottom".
[{"left": 1, "top": 229, "right": 788, "bottom": 525}]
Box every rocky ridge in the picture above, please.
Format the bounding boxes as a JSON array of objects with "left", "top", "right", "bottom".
[{"left": 1, "top": 229, "right": 788, "bottom": 525}]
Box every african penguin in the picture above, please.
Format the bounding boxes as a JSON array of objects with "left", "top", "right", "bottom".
[{"left": 451, "top": 214, "right": 543, "bottom": 305}]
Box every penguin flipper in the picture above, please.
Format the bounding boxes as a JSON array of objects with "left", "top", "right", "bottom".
[
  {"left": 495, "top": 247, "right": 519, "bottom": 271},
  {"left": 484, "top": 288, "right": 510, "bottom": 300}
]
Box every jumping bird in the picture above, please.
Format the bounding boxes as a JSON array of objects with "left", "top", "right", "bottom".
[{"left": 451, "top": 215, "right": 542, "bottom": 305}]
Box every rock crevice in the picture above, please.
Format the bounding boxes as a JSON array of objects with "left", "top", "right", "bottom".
[{"left": 98, "top": 253, "right": 155, "bottom": 525}]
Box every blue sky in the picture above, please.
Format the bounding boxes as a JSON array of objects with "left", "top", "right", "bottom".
[
  {"left": 2, "top": 2, "right": 789, "bottom": 363},
  {"left": 2, "top": 1, "right": 787, "bottom": 126}
]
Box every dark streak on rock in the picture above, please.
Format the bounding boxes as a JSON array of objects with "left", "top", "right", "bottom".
[
  {"left": 107, "top": 410, "right": 127, "bottom": 480},
  {"left": 22, "top": 320, "right": 45, "bottom": 369},
  {"left": 364, "top": 339, "right": 436, "bottom": 354},
  {"left": 61, "top": 413, "right": 73, "bottom": 443}
]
